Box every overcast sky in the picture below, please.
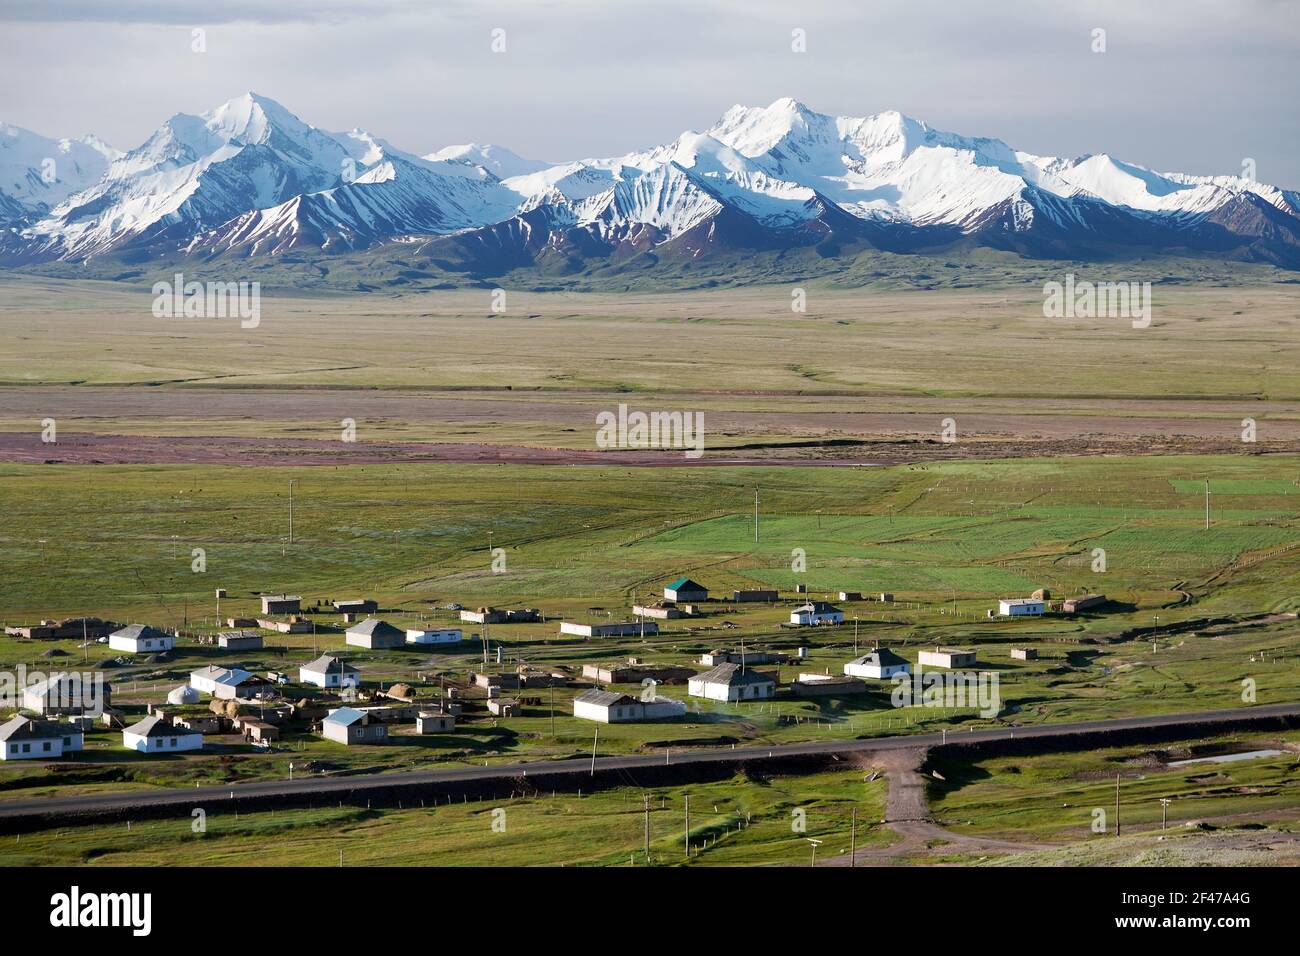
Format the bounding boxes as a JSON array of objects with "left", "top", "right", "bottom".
[{"left": 1, "top": 0, "right": 1297, "bottom": 186}]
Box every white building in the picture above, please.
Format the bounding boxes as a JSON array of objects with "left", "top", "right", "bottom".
[
  {"left": 572, "top": 689, "right": 687, "bottom": 723},
  {"left": 406, "top": 627, "right": 462, "bottom": 646},
  {"left": 789, "top": 601, "right": 844, "bottom": 626},
  {"left": 22, "top": 673, "right": 110, "bottom": 715},
  {"left": 345, "top": 618, "right": 405, "bottom": 649},
  {"left": 843, "top": 648, "right": 910, "bottom": 680},
  {"left": 917, "top": 647, "right": 978, "bottom": 668},
  {"left": 998, "top": 598, "right": 1046, "bottom": 617},
  {"left": 299, "top": 655, "right": 360, "bottom": 689},
  {"left": 321, "top": 707, "right": 387, "bottom": 745},
  {"left": 559, "top": 620, "right": 658, "bottom": 638},
  {"left": 108, "top": 624, "right": 175, "bottom": 654},
  {"left": 122, "top": 715, "right": 203, "bottom": 753},
  {"left": 688, "top": 663, "right": 777, "bottom": 702},
  {"left": 0, "top": 715, "right": 84, "bottom": 760},
  {"left": 189, "top": 665, "right": 270, "bottom": 700}
]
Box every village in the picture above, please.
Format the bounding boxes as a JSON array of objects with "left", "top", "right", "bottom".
[{"left": 0, "top": 577, "right": 1108, "bottom": 765}]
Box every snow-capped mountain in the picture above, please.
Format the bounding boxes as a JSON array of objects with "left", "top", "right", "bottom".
[
  {"left": 3, "top": 93, "right": 1298, "bottom": 271},
  {"left": 0, "top": 123, "right": 120, "bottom": 224}
]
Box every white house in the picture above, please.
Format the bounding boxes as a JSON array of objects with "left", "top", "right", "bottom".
[
  {"left": 789, "top": 601, "right": 844, "bottom": 626},
  {"left": 321, "top": 707, "right": 387, "bottom": 745},
  {"left": 108, "top": 623, "right": 175, "bottom": 654},
  {"left": 406, "top": 627, "right": 462, "bottom": 646},
  {"left": 572, "top": 689, "right": 687, "bottom": 723},
  {"left": 0, "top": 715, "right": 84, "bottom": 760},
  {"left": 844, "top": 647, "right": 910, "bottom": 680},
  {"left": 344, "top": 618, "right": 405, "bottom": 650},
  {"left": 122, "top": 715, "right": 203, "bottom": 753},
  {"left": 189, "top": 665, "right": 270, "bottom": 700},
  {"left": 998, "top": 598, "right": 1046, "bottom": 617},
  {"left": 688, "top": 663, "right": 776, "bottom": 702},
  {"left": 22, "top": 673, "right": 110, "bottom": 715},
  {"left": 299, "top": 654, "right": 360, "bottom": 689}
]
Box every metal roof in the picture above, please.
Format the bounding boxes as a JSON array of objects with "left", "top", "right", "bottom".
[
  {"left": 574, "top": 689, "right": 637, "bottom": 707},
  {"left": 666, "top": 577, "right": 706, "bottom": 591},
  {"left": 693, "top": 663, "right": 775, "bottom": 686},
  {"left": 323, "top": 707, "right": 366, "bottom": 726}
]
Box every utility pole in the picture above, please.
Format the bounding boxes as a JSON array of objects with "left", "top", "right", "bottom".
[
  {"left": 644, "top": 794, "right": 651, "bottom": 864},
  {"left": 850, "top": 807, "right": 857, "bottom": 867},
  {"left": 754, "top": 487, "right": 759, "bottom": 544},
  {"left": 1115, "top": 773, "right": 1121, "bottom": 837},
  {"left": 684, "top": 794, "right": 690, "bottom": 859},
  {"left": 549, "top": 683, "right": 556, "bottom": 738},
  {"left": 288, "top": 479, "right": 297, "bottom": 544},
  {"left": 853, "top": 617, "right": 859, "bottom": 655},
  {"left": 590, "top": 725, "right": 598, "bottom": 776},
  {"left": 1160, "top": 797, "right": 1170, "bottom": 830},
  {"left": 1204, "top": 477, "right": 1210, "bottom": 531}
]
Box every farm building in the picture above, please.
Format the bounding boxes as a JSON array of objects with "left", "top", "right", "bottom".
[
  {"left": 733, "top": 589, "right": 778, "bottom": 602},
  {"left": 632, "top": 603, "right": 689, "bottom": 620},
  {"left": 998, "top": 599, "right": 1046, "bottom": 617},
  {"left": 333, "top": 599, "right": 378, "bottom": 615},
  {"left": 572, "top": 689, "right": 687, "bottom": 723},
  {"left": 1010, "top": 647, "right": 1039, "bottom": 661},
  {"left": 688, "top": 663, "right": 776, "bottom": 702},
  {"left": 416, "top": 711, "right": 456, "bottom": 734},
  {"left": 345, "top": 618, "right": 406, "bottom": 650},
  {"left": 790, "top": 602, "right": 844, "bottom": 626},
  {"left": 406, "top": 627, "right": 462, "bottom": 646},
  {"left": 1062, "top": 594, "right": 1108, "bottom": 614},
  {"left": 217, "top": 630, "right": 263, "bottom": 650},
  {"left": 699, "top": 649, "right": 788, "bottom": 667},
  {"left": 22, "top": 673, "right": 111, "bottom": 715},
  {"left": 487, "top": 698, "right": 522, "bottom": 717},
  {"left": 189, "top": 666, "right": 272, "bottom": 700},
  {"left": 474, "top": 672, "right": 522, "bottom": 691},
  {"left": 918, "top": 647, "right": 977, "bottom": 668},
  {"left": 258, "top": 617, "right": 312, "bottom": 633},
  {"left": 320, "top": 707, "right": 387, "bottom": 746},
  {"left": 459, "top": 607, "right": 541, "bottom": 624},
  {"left": 582, "top": 663, "right": 694, "bottom": 685},
  {"left": 838, "top": 591, "right": 863, "bottom": 601},
  {"left": 664, "top": 577, "right": 709, "bottom": 602},
  {"left": 173, "top": 715, "right": 221, "bottom": 734},
  {"left": 559, "top": 620, "right": 659, "bottom": 638},
  {"left": 260, "top": 594, "right": 301, "bottom": 615},
  {"left": 299, "top": 655, "right": 360, "bottom": 689},
  {"left": 4, "top": 617, "right": 114, "bottom": 640},
  {"left": 122, "top": 715, "right": 203, "bottom": 754},
  {"left": 0, "top": 715, "right": 84, "bottom": 760},
  {"left": 108, "top": 623, "right": 174, "bottom": 654},
  {"left": 844, "top": 648, "right": 910, "bottom": 680},
  {"left": 241, "top": 721, "right": 279, "bottom": 744},
  {"left": 791, "top": 674, "right": 868, "bottom": 697}
]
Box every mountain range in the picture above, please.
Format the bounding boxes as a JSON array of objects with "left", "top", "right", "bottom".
[{"left": 3, "top": 92, "right": 1299, "bottom": 276}]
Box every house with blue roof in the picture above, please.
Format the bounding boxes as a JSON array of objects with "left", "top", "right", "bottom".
[{"left": 320, "top": 706, "right": 388, "bottom": 746}]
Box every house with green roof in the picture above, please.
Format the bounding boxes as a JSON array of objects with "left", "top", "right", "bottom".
[{"left": 664, "top": 577, "right": 708, "bottom": 602}]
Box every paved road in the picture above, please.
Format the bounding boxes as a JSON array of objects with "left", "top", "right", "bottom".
[{"left": 1, "top": 702, "right": 1296, "bottom": 824}]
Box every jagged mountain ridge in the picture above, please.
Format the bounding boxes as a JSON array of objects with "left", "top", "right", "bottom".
[{"left": 2, "top": 92, "right": 1298, "bottom": 271}]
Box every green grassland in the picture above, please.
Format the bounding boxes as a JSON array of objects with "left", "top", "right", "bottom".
[
  {"left": 0, "top": 767, "right": 891, "bottom": 867},
  {"left": 0, "top": 453, "right": 1297, "bottom": 802},
  {"left": 929, "top": 731, "right": 1300, "bottom": 846},
  {"left": 4, "top": 736, "right": 1297, "bottom": 866}
]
